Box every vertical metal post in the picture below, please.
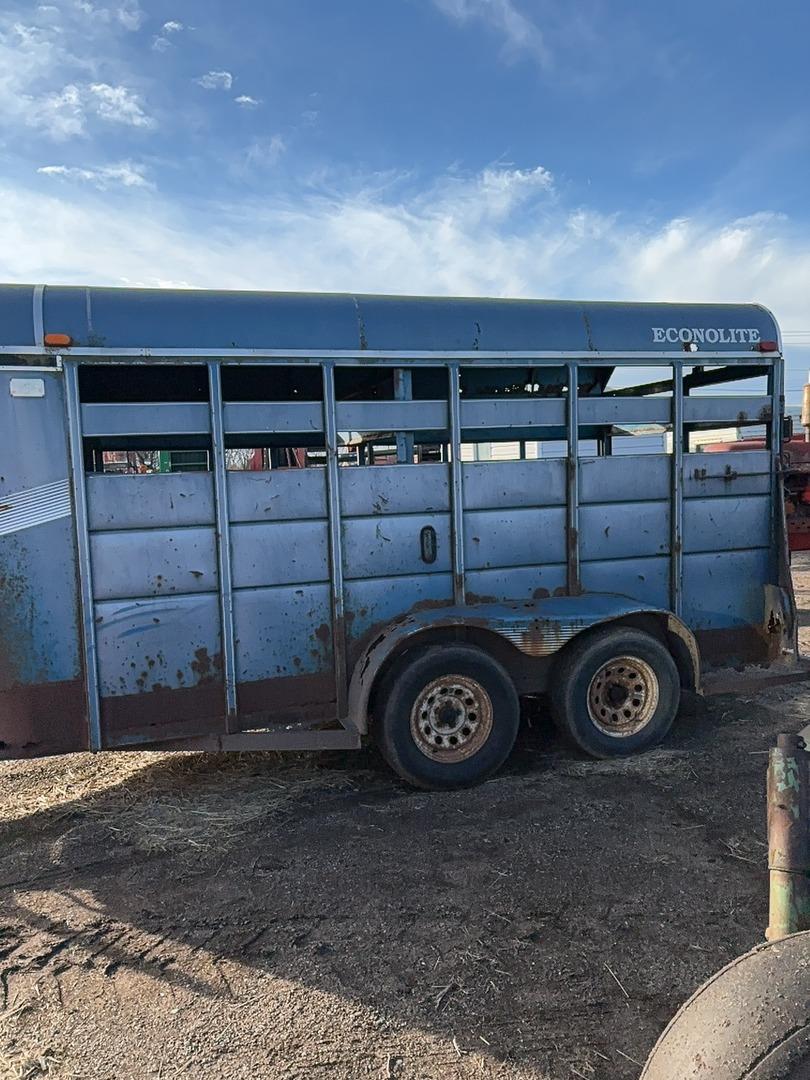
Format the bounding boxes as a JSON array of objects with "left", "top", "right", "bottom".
[
  {"left": 768, "top": 358, "right": 784, "bottom": 577},
  {"left": 566, "top": 362, "right": 580, "bottom": 595},
  {"left": 64, "top": 360, "right": 102, "bottom": 751},
  {"left": 766, "top": 733, "right": 810, "bottom": 940},
  {"left": 448, "top": 364, "right": 466, "bottom": 605},
  {"left": 393, "top": 368, "right": 415, "bottom": 464},
  {"left": 670, "top": 363, "right": 684, "bottom": 618},
  {"left": 322, "top": 363, "right": 349, "bottom": 716},
  {"left": 208, "top": 361, "right": 238, "bottom": 728}
]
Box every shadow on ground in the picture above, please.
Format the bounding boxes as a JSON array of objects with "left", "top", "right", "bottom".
[{"left": 0, "top": 690, "right": 787, "bottom": 1080}]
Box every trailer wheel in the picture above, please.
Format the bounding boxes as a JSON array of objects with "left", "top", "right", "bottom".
[
  {"left": 551, "top": 626, "right": 680, "bottom": 758},
  {"left": 374, "top": 644, "right": 520, "bottom": 789}
]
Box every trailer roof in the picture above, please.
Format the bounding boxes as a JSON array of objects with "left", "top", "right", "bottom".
[{"left": 0, "top": 284, "right": 780, "bottom": 355}]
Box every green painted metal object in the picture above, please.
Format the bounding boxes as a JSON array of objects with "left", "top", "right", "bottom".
[{"left": 767, "top": 732, "right": 810, "bottom": 940}]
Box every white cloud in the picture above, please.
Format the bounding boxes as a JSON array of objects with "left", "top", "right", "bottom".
[
  {"left": 234, "top": 95, "right": 261, "bottom": 108},
  {"left": 31, "top": 83, "right": 86, "bottom": 138},
  {"left": 243, "top": 134, "right": 287, "bottom": 169},
  {"left": 196, "top": 70, "right": 233, "bottom": 91},
  {"left": 0, "top": 15, "right": 153, "bottom": 139},
  {"left": 73, "top": 1, "right": 144, "bottom": 31},
  {"left": 432, "top": 0, "right": 549, "bottom": 66},
  {"left": 2, "top": 165, "right": 810, "bottom": 362},
  {"left": 87, "top": 82, "right": 153, "bottom": 127},
  {"left": 153, "top": 19, "right": 183, "bottom": 49},
  {"left": 38, "top": 160, "right": 152, "bottom": 189}
]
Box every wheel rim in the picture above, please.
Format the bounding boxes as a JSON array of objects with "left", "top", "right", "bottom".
[
  {"left": 587, "top": 655, "right": 659, "bottom": 737},
  {"left": 409, "top": 674, "right": 494, "bottom": 762}
]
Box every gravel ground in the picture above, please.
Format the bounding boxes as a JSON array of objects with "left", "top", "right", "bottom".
[{"left": 1, "top": 555, "right": 809, "bottom": 1080}]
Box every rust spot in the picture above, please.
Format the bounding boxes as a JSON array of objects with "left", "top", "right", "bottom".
[
  {"left": 314, "top": 623, "right": 331, "bottom": 645},
  {"left": 521, "top": 621, "right": 546, "bottom": 656},
  {"left": 0, "top": 679, "right": 88, "bottom": 759},
  {"left": 553, "top": 586, "right": 567, "bottom": 597},
  {"left": 532, "top": 587, "right": 550, "bottom": 599},
  {"left": 190, "top": 647, "right": 223, "bottom": 684},
  {"left": 410, "top": 597, "right": 453, "bottom": 613},
  {"left": 465, "top": 591, "right": 498, "bottom": 605}
]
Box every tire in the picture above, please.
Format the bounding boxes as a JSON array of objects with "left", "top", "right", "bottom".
[
  {"left": 640, "top": 931, "right": 810, "bottom": 1079},
  {"left": 374, "top": 644, "right": 520, "bottom": 790},
  {"left": 551, "top": 626, "right": 680, "bottom": 758}
]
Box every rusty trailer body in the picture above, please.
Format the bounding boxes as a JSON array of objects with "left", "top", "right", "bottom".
[{"left": 0, "top": 286, "right": 800, "bottom": 784}]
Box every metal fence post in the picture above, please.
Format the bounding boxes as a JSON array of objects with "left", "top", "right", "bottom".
[
  {"left": 766, "top": 733, "right": 810, "bottom": 940},
  {"left": 566, "top": 362, "right": 580, "bottom": 595},
  {"left": 322, "top": 362, "right": 349, "bottom": 715},
  {"left": 670, "top": 363, "right": 684, "bottom": 618},
  {"left": 208, "top": 361, "right": 239, "bottom": 728},
  {"left": 448, "top": 363, "right": 466, "bottom": 605},
  {"left": 64, "top": 360, "right": 103, "bottom": 751}
]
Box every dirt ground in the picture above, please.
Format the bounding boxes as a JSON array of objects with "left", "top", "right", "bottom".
[{"left": 2, "top": 559, "right": 810, "bottom": 1080}]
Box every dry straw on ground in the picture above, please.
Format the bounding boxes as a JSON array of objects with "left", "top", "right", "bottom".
[{"left": 0, "top": 750, "right": 359, "bottom": 854}]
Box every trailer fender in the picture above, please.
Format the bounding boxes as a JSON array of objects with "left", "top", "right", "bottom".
[{"left": 346, "top": 594, "right": 700, "bottom": 733}]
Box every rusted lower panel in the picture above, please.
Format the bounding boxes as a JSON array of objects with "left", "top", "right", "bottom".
[
  {"left": 237, "top": 672, "right": 336, "bottom": 726},
  {"left": 100, "top": 683, "right": 226, "bottom": 746},
  {"left": 100, "top": 672, "right": 338, "bottom": 747},
  {"left": 0, "top": 679, "right": 87, "bottom": 759}
]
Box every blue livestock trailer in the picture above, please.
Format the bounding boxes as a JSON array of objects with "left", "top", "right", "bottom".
[{"left": 0, "top": 286, "right": 801, "bottom": 787}]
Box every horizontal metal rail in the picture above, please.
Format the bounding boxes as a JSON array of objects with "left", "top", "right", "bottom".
[{"left": 0, "top": 346, "right": 780, "bottom": 365}]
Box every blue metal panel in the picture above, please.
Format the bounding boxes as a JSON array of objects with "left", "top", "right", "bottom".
[
  {"left": 466, "top": 564, "right": 566, "bottom": 602},
  {"left": 683, "top": 451, "right": 771, "bottom": 499},
  {"left": 227, "top": 469, "right": 326, "bottom": 523},
  {"left": 231, "top": 521, "right": 329, "bottom": 587},
  {"left": 578, "top": 397, "right": 671, "bottom": 425},
  {"left": 0, "top": 369, "right": 85, "bottom": 754},
  {"left": 0, "top": 284, "right": 36, "bottom": 346},
  {"left": 90, "top": 527, "right": 218, "bottom": 600},
  {"left": 339, "top": 464, "right": 449, "bottom": 517},
  {"left": 682, "top": 549, "right": 770, "bottom": 630},
  {"left": 81, "top": 402, "right": 210, "bottom": 437},
  {"left": 683, "top": 496, "right": 771, "bottom": 553},
  {"left": 224, "top": 402, "right": 323, "bottom": 434},
  {"left": 87, "top": 473, "right": 214, "bottom": 530},
  {"left": 580, "top": 455, "right": 670, "bottom": 504},
  {"left": 461, "top": 399, "right": 565, "bottom": 430},
  {"left": 1, "top": 284, "right": 773, "bottom": 355},
  {"left": 41, "top": 286, "right": 361, "bottom": 351},
  {"left": 233, "top": 584, "right": 332, "bottom": 680},
  {"left": 683, "top": 396, "right": 772, "bottom": 425},
  {"left": 344, "top": 574, "right": 454, "bottom": 644},
  {"left": 580, "top": 556, "right": 670, "bottom": 609},
  {"left": 464, "top": 506, "right": 567, "bottom": 569},
  {"left": 0, "top": 518, "right": 81, "bottom": 684},
  {"left": 342, "top": 513, "right": 452, "bottom": 580},
  {"left": 336, "top": 400, "right": 448, "bottom": 433},
  {"left": 462, "top": 459, "right": 566, "bottom": 509},
  {"left": 579, "top": 501, "right": 670, "bottom": 561},
  {"left": 94, "top": 593, "right": 221, "bottom": 695}
]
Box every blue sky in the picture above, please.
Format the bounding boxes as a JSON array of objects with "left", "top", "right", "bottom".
[{"left": 1, "top": 0, "right": 809, "bottom": 398}]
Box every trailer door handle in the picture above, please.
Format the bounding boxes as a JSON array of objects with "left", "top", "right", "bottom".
[{"left": 420, "top": 525, "right": 437, "bottom": 564}]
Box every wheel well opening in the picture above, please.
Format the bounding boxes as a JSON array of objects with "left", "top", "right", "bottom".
[
  {"left": 366, "top": 625, "right": 534, "bottom": 727},
  {"left": 549, "top": 613, "right": 698, "bottom": 693}
]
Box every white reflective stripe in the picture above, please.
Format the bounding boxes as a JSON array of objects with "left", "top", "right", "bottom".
[{"left": 0, "top": 478, "right": 71, "bottom": 536}]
